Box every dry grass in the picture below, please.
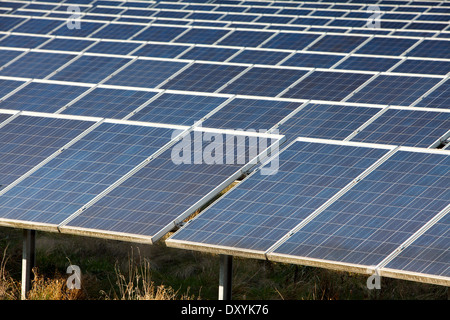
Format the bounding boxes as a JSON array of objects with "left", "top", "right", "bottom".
[
  {"left": 0, "top": 246, "right": 20, "bottom": 300},
  {"left": 102, "top": 249, "right": 197, "bottom": 300}
]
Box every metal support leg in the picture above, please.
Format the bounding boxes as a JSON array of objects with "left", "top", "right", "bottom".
[
  {"left": 21, "top": 229, "right": 35, "bottom": 300},
  {"left": 218, "top": 254, "right": 232, "bottom": 300}
]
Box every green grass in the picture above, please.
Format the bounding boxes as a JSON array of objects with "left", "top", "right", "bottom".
[{"left": 0, "top": 227, "right": 447, "bottom": 300}]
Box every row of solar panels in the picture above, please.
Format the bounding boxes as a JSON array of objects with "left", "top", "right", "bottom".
[
  {"left": 0, "top": 77, "right": 449, "bottom": 148},
  {"left": 167, "top": 137, "right": 450, "bottom": 286},
  {"left": 0, "top": 110, "right": 448, "bottom": 285},
  {"left": 5, "top": 0, "right": 450, "bottom": 15},
  {"left": 2, "top": 31, "right": 450, "bottom": 71},
  {"left": 2, "top": 3, "right": 450, "bottom": 37},
  {"left": 7, "top": 3, "right": 450, "bottom": 29},
  {"left": 0, "top": 109, "right": 283, "bottom": 241}
]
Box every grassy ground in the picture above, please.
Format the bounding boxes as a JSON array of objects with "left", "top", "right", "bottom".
[{"left": 0, "top": 227, "right": 447, "bottom": 300}]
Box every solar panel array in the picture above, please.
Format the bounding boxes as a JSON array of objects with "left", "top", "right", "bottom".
[{"left": 0, "top": 0, "right": 449, "bottom": 287}]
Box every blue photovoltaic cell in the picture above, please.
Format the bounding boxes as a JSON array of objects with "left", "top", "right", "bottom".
[
  {"left": 161, "top": 63, "right": 247, "bottom": 93},
  {"left": 351, "top": 109, "right": 450, "bottom": 148},
  {"left": 0, "top": 82, "right": 89, "bottom": 113},
  {"left": 40, "top": 38, "right": 95, "bottom": 52},
  {"left": 217, "top": 30, "right": 275, "bottom": 48},
  {"left": 261, "top": 32, "right": 319, "bottom": 50},
  {"left": 291, "top": 17, "right": 331, "bottom": 26},
  {"left": 281, "top": 53, "right": 343, "bottom": 68},
  {"left": 279, "top": 104, "right": 380, "bottom": 142},
  {"left": 186, "top": 12, "right": 224, "bottom": 21},
  {"left": 348, "top": 75, "right": 441, "bottom": 106},
  {"left": 130, "top": 93, "right": 227, "bottom": 125},
  {"left": 407, "top": 40, "right": 450, "bottom": 59},
  {"left": 335, "top": 56, "right": 401, "bottom": 72},
  {"left": 307, "top": 35, "right": 368, "bottom": 53},
  {"left": 62, "top": 87, "right": 157, "bottom": 119},
  {"left": 219, "top": 13, "right": 258, "bottom": 22},
  {"left": 219, "top": 67, "right": 307, "bottom": 97},
  {"left": 133, "top": 25, "right": 187, "bottom": 42},
  {"left": 132, "top": 43, "right": 189, "bottom": 58},
  {"left": 0, "top": 52, "right": 77, "bottom": 79},
  {"left": 283, "top": 71, "right": 373, "bottom": 101},
  {"left": 406, "top": 22, "right": 448, "bottom": 31},
  {"left": 202, "top": 98, "right": 301, "bottom": 131},
  {"left": 50, "top": 55, "right": 132, "bottom": 83},
  {"left": 121, "top": 8, "right": 157, "bottom": 16},
  {"left": 0, "top": 50, "right": 23, "bottom": 69},
  {"left": 169, "top": 141, "right": 389, "bottom": 252},
  {"left": 106, "top": 59, "right": 188, "bottom": 88},
  {"left": 255, "top": 15, "right": 294, "bottom": 24},
  {"left": 384, "top": 214, "right": 450, "bottom": 278},
  {"left": 414, "top": 80, "right": 450, "bottom": 109},
  {"left": 0, "top": 115, "right": 93, "bottom": 191},
  {"left": 356, "top": 37, "right": 418, "bottom": 56},
  {"left": 153, "top": 10, "right": 189, "bottom": 19},
  {"left": 13, "top": 18, "right": 64, "bottom": 35},
  {"left": 91, "top": 23, "right": 145, "bottom": 40},
  {"left": 63, "top": 132, "right": 258, "bottom": 237},
  {"left": 174, "top": 28, "right": 230, "bottom": 45},
  {"left": 229, "top": 49, "right": 291, "bottom": 65},
  {"left": 392, "top": 59, "right": 450, "bottom": 76},
  {"left": 0, "top": 16, "right": 26, "bottom": 31},
  {"left": 177, "top": 46, "right": 238, "bottom": 62},
  {"left": 0, "top": 35, "right": 49, "bottom": 49},
  {"left": 273, "top": 150, "right": 450, "bottom": 267},
  {"left": 0, "top": 123, "right": 175, "bottom": 225},
  {"left": 0, "top": 79, "right": 25, "bottom": 99},
  {"left": 51, "top": 21, "right": 105, "bottom": 37},
  {"left": 86, "top": 41, "right": 142, "bottom": 55}
]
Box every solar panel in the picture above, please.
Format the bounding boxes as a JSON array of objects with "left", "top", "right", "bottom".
[
  {"left": 129, "top": 92, "right": 227, "bottom": 125},
  {"left": 0, "top": 114, "right": 95, "bottom": 192},
  {"left": 278, "top": 104, "right": 381, "bottom": 142},
  {"left": 392, "top": 59, "right": 450, "bottom": 76},
  {"left": 133, "top": 25, "right": 187, "bottom": 42},
  {"left": 414, "top": 80, "right": 450, "bottom": 109},
  {"left": 61, "top": 129, "right": 282, "bottom": 242},
  {"left": 382, "top": 212, "right": 450, "bottom": 280},
  {"left": 219, "top": 67, "right": 308, "bottom": 97},
  {"left": 282, "top": 71, "right": 373, "bottom": 101},
  {"left": 0, "top": 82, "right": 90, "bottom": 113},
  {"left": 350, "top": 108, "right": 450, "bottom": 148},
  {"left": 173, "top": 28, "right": 230, "bottom": 45},
  {"left": 161, "top": 62, "right": 247, "bottom": 92},
  {"left": 347, "top": 75, "right": 442, "bottom": 106},
  {"left": 167, "top": 139, "right": 392, "bottom": 254},
  {"left": 216, "top": 30, "right": 275, "bottom": 48},
  {"left": 177, "top": 46, "right": 239, "bottom": 62},
  {"left": 105, "top": 58, "right": 188, "bottom": 88},
  {"left": 0, "top": 0, "right": 448, "bottom": 289},
  {"left": 307, "top": 35, "right": 368, "bottom": 53},
  {"left": 356, "top": 37, "right": 418, "bottom": 56},
  {"left": 61, "top": 87, "right": 158, "bottom": 119},
  {"left": 86, "top": 40, "right": 142, "bottom": 55},
  {"left": 261, "top": 32, "right": 319, "bottom": 51},
  {"left": 202, "top": 98, "right": 301, "bottom": 131},
  {"left": 0, "top": 52, "right": 77, "bottom": 79},
  {"left": 0, "top": 121, "right": 177, "bottom": 226},
  {"left": 0, "top": 79, "right": 26, "bottom": 99},
  {"left": 281, "top": 52, "right": 344, "bottom": 68},
  {"left": 335, "top": 56, "right": 401, "bottom": 72},
  {"left": 271, "top": 148, "right": 450, "bottom": 270},
  {"left": 0, "top": 35, "right": 49, "bottom": 49},
  {"left": 132, "top": 43, "right": 190, "bottom": 58},
  {"left": 229, "top": 49, "right": 291, "bottom": 66}
]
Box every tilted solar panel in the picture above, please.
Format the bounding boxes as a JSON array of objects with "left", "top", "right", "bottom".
[
  {"left": 271, "top": 148, "right": 449, "bottom": 269},
  {"left": 0, "top": 121, "right": 177, "bottom": 227},
  {"left": 167, "top": 139, "right": 392, "bottom": 256}
]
